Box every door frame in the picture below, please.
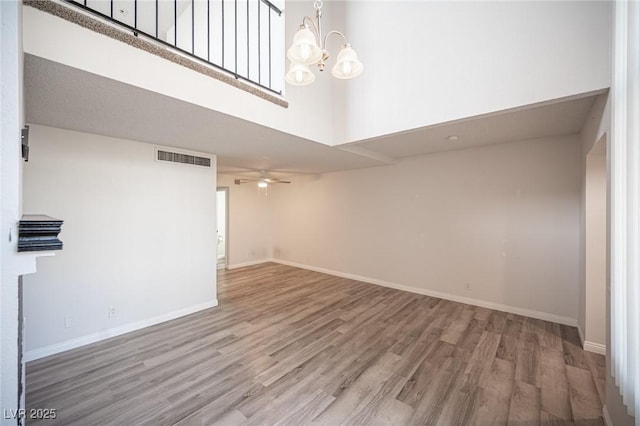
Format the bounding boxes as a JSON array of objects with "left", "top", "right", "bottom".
[{"left": 216, "top": 186, "right": 229, "bottom": 270}]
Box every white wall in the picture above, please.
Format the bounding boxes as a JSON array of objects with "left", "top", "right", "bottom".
[
  {"left": 22, "top": 125, "right": 218, "bottom": 358},
  {"left": 217, "top": 174, "right": 272, "bottom": 268},
  {"left": 270, "top": 135, "right": 581, "bottom": 323},
  {"left": 333, "top": 1, "right": 612, "bottom": 144}
]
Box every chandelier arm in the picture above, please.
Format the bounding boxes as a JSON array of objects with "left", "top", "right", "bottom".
[
  {"left": 301, "top": 16, "right": 321, "bottom": 40},
  {"left": 323, "top": 30, "right": 349, "bottom": 50}
]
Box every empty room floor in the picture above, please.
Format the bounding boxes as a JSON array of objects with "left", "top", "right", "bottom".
[{"left": 26, "top": 263, "right": 605, "bottom": 425}]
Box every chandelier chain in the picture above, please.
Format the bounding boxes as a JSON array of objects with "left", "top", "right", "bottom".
[{"left": 313, "top": 0, "right": 323, "bottom": 11}]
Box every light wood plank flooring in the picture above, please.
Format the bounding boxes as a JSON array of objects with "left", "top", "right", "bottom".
[{"left": 26, "top": 263, "right": 606, "bottom": 425}]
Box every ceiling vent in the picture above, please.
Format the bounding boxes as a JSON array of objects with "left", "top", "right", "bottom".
[{"left": 157, "top": 150, "right": 211, "bottom": 167}]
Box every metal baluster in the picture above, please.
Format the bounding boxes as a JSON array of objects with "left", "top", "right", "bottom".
[
  {"left": 155, "top": 0, "right": 159, "bottom": 38},
  {"left": 258, "top": 0, "right": 261, "bottom": 85},
  {"left": 234, "top": 0, "right": 238, "bottom": 77},
  {"left": 60, "top": 0, "right": 283, "bottom": 94},
  {"left": 174, "top": 0, "right": 178, "bottom": 47},
  {"left": 268, "top": 7, "right": 271, "bottom": 89},
  {"left": 192, "top": 0, "right": 195, "bottom": 54},
  {"left": 277, "top": 4, "right": 281, "bottom": 94},
  {"left": 247, "top": 0, "right": 250, "bottom": 78}
]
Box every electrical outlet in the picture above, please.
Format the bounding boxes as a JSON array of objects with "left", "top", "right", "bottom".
[
  {"left": 64, "top": 314, "right": 73, "bottom": 329},
  {"left": 108, "top": 306, "right": 117, "bottom": 318},
  {"left": 465, "top": 282, "right": 471, "bottom": 290}
]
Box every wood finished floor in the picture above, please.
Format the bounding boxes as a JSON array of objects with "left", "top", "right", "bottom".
[{"left": 26, "top": 263, "right": 606, "bottom": 425}]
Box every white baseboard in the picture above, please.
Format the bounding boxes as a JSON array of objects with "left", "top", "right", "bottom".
[
  {"left": 578, "top": 323, "right": 607, "bottom": 355},
  {"left": 583, "top": 340, "right": 607, "bottom": 355},
  {"left": 227, "top": 258, "right": 273, "bottom": 270},
  {"left": 272, "top": 258, "right": 578, "bottom": 327},
  {"left": 602, "top": 405, "right": 613, "bottom": 426},
  {"left": 578, "top": 323, "right": 586, "bottom": 345},
  {"left": 24, "top": 299, "right": 218, "bottom": 362}
]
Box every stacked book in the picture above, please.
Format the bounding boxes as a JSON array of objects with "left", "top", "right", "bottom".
[{"left": 18, "top": 215, "right": 64, "bottom": 252}]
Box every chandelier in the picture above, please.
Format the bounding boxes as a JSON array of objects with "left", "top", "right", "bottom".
[{"left": 285, "top": 0, "right": 363, "bottom": 86}]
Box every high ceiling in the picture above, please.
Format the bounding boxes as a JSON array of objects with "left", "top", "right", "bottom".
[
  {"left": 24, "top": 55, "right": 383, "bottom": 178},
  {"left": 348, "top": 95, "right": 599, "bottom": 159},
  {"left": 25, "top": 54, "right": 602, "bottom": 179}
]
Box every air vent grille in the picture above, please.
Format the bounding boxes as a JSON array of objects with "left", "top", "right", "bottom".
[{"left": 157, "top": 150, "right": 211, "bottom": 167}]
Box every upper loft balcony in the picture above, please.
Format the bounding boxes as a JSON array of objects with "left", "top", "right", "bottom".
[
  {"left": 22, "top": 0, "right": 342, "bottom": 147},
  {"left": 43, "top": 0, "right": 286, "bottom": 96}
]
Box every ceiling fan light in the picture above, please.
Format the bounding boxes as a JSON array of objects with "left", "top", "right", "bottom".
[
  {"left": 331, "top": 45, "right": 363, "bottom": 79},
  {"left": 285, "top": 62, "right": 315, "bottom": 86},
  {"left": 287, "top": 27, "right": 322, "bottom": 65},
  {"left": 258, "top": 180, "right": 268, "bottom": 188}
]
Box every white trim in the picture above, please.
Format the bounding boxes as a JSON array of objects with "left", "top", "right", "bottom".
[
  {"left": 578, "top": 320, "right": 607, "bottom": 355},
  {"left": 227, "top": 258, "right": 272, "bottom": 270},
  {"left": 583, "top": 340, "right": 607, "bottom": 355},
  {"left": 24, "top": 299, "right": 218, "bottom": 362},
  {"left": 216, "top": 186, "right": 230, "bottom": 270},
  {"left": 602, "top": 405, "right": 613, "bottom": 426},
  {"left": 271, "top": 259, "right": 578, "bottom": 327},
  {"left": 578, "top": 323, "right": 586, "bottom": 346}
]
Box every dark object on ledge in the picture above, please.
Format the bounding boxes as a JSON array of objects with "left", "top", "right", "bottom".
[
  {"left": 18, "top": 215, "right": 63, "bottom": 252},
  {"left": 21, "top": 125, "right": 30, "bottom": 162}
]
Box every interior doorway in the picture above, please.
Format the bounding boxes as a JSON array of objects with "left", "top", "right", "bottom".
[
  {"left": 216, "top": 187, "right": 229, "bottom": 270},
  {"left": 584, "top": 136, "right": 607, "bottom": 350}
]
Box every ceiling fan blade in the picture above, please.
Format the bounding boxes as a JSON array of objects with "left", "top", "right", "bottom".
[
  {"left": 264, "top": 179, "right": 291, "bottom": 184},
  {"left": 234, "top": 178, "right": 258, "bottom": 184},
  {"left": 234, "top": 175, "right": 292, "bottom": 185}
]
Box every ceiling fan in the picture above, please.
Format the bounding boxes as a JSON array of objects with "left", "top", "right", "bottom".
[{"left": 234, "top": 172, "right": 291, "bottom": 188}]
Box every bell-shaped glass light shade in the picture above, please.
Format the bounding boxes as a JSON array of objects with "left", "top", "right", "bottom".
[
  {"left": 331, "top": 45, "right": 363, "bottom": 79},
  {"left": 287, "top": 27, "right": 322, "bottom": 65},
  {"left": 285, "top": 62, "right": 315, "bottom": 86}
]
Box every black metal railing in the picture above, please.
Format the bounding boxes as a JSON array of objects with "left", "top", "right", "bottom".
[{"left": 64, "top": 0, "right": 284, "bottom": 95}]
